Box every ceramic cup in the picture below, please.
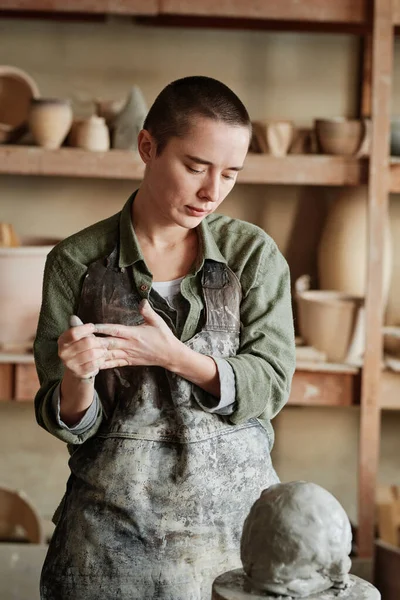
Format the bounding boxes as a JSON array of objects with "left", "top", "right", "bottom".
[{"left": 251, "top": 120, "right": 294, "bottom": 157}]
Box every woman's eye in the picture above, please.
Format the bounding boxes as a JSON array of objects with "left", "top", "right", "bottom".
[
  {"left": 223, "top": 173, "right": 235, "bottom": 181},
  {"left": 187, "top": 166, "right": 204, "bottom": 174}
]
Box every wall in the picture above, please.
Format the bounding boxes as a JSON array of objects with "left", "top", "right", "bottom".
[{"left": 1, "top": 16, "right": 400, "bottom": 529}]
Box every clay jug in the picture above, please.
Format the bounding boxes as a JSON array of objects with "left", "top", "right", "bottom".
[
  {"left": 28, "top": 98, "right": 72, "bottom": 149},
  {"left": 75, "top": 115, "right": 110, "bottom": 151},
  {"left": 318, "top": 186, "right": 392, "bottom": 306}
]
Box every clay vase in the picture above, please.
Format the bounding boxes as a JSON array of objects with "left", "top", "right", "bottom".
[
  {"left": 318, "top": 186, "right": 392, "bottom": 307},
  {"left": 0, "top": 237, "right": 60, "bottom": 346},
  {"left": 74, "top": 115, "right": 110, "bottom": 151},
  {"left": 28, "top": 98, "right": 73, "bottom": 149},
  {"left": 251, "top": 120, "right": 294, "bottom": 157},
  {"left": 315, "top": 117, "right": 371, "bottom": 157}
]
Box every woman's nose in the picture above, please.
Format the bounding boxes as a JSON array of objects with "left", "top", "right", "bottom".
[{"left": 199, "top": 175, "right": 220, "bottom": 203}]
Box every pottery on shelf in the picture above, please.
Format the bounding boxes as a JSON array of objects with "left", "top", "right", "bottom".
[
  {"left": 0, "top": 236, "right": 60, "bottom": 346},
  {"left": 74, "top": 115, "right": 110, "bottom": 151},
  {"left": 318, "top": 186, "right": 392, "bottom": 306},
  {"left": 295, "top": 276, "right": 364, "bottom": 364},
  {"left": 314, "top": 117, "right": 370, "bottom": 157},
  {"left": 251, "top": 120, "right": 294, "bottom": 157},
  {"left": 112, "top": 85, "right": 148, "bottom": 151},
  {"left": 95, "top": 97, "right": 126, "bottom": 126},
  {"left": 0, "top": 65, "right": 40, "bottom": 143},
  {"left": 28, "top": 98, "right": 73, "bottom": 149}
]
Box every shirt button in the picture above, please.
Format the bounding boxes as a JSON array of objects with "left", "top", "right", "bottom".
[{"left": 140, "top": 284, "right": 148, "bottom": 291}]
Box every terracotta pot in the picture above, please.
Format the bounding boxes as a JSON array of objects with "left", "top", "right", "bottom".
[
  {"left": 315, "top": 117, "right": 370, "bottom": 156},
  {"left": 251, "top": 120, "right": 294, "bottom": 157},
  {"left": 74, "top": 115, "right": 110, "bottom": 151},
  {"left": 0, "top": 237, "right": 60, "bottom": 346},
  {"left": 0, "top": 65, "right": 40, "bottom": 131},
  {"left": 28, "top": 98, "right": 73, "bottom": 149},
  {"left": 297, "top": 289, "right": 364, "bottom": 363},
  {"left": 318, "top": 186, "right": 392, "bottom": 305}
]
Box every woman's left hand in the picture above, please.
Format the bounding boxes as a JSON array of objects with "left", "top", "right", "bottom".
[{"left": 94, "top": 299, "right": 179, "bottom": 370}]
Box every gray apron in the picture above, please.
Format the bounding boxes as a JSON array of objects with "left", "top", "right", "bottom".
[{"left": 40, "top": 244, "right": 279, "bottom": 600}]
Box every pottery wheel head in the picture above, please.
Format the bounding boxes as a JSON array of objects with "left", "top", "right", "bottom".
[{"left": 240, "top": 481, "right": 352, "bottom": 598}]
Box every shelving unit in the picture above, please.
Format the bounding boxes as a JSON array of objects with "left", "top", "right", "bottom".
[{"left": 0, "top": 0, "right": 397, "bottom": 558}]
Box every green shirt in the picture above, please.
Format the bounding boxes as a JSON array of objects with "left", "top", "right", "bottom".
[{"left": 34, "top": 192, "right": 295, "bottom": 446}]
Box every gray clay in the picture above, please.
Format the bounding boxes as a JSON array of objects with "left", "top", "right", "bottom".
[{"left": 240, "top": 482, "right": 353, "bottom": 598}]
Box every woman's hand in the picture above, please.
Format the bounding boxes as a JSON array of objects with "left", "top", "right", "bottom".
[
  {"left": 94, "top": 299, "right": 178, "bottom": 371},
  {"left": 58, "top": 321, "right": 108, "bottom": 380}
]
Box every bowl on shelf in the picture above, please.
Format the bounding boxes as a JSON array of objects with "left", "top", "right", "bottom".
[
  {"left": 314, "top": 117, "right": 370, "bottom": 156},
  {"left": 0, "top": 236, "right": 61, "bottom": 347},
  {"left": 296, "top": 277, "right": 364, "bottom": 363},
  {"left": 0, "top": 65, "right": 40, "bottom": 142}
]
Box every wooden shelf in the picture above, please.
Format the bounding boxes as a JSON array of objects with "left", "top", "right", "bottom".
[
  {"left": 289, "top": 361, "right": 360, "bottom": 407},
  {"left": 0, "top": 0, "right": 368, "bottom": 24},
  {"left": 0, "top": 146, "right": 368, "bottom": 186},
  {"left": 0, "top": 0, "right": 159, "bottom": 16}
]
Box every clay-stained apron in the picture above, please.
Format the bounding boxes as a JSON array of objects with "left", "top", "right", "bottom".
[{"left": 40, "top": 246, "right": 279, "bottom": 600}]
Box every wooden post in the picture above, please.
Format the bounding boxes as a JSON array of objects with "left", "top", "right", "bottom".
[{"left": 358, "top": 0, "right": 394, "bottom": 557}]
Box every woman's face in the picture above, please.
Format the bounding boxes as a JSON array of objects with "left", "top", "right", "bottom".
[{"left": 139, "top": 117, "right": 251, "bottom": 229}]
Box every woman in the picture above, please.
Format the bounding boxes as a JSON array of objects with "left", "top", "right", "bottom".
[{"left": 34, "top": 76, "right": 295, "bottom": 600}]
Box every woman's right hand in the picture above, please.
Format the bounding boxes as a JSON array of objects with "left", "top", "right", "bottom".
[{"left": 58, "top": 322, "right": 108, "bottom": 380}]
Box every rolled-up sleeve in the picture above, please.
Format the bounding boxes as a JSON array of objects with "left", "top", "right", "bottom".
[
  {"left": 33, "top": 251, "right": 103, "bottom": 445},
  {"left": 226, "top": 240, "right": 295, "bottom": 425}
]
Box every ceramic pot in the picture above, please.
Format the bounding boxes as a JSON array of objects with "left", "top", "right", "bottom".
[
  {"left": 95, "top": 97, "right": 125, "bottom": 126},
  {"left": 315, "top": 117, "right": 370, "bottom": 156},
  {"left": 28, "top": 98, "right": 73, "bottom": 149},
  {"left": 74, "top": 115, "right": 110, "bottom": 151},
  {"left": 318, "top": 186, "right": 392, "bottom": 306},
  {"left": 251, "top": 120, "right": 294, "bottom": 157},
  {"left": 297, "top": 289, "right": 364, "bottom": 363},
  {"left": 0, "top": 237, "right": 59, "bottom": 346}
]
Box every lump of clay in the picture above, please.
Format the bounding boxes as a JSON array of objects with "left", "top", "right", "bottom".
[{"left": 240, "top": 481, "right": 352, "bottom": 598}]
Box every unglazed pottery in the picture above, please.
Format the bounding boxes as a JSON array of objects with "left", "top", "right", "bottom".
[
  {"left": 315, "top": 117, "right": 370, "bottom": 156},
  {"left": 318, "top": 186, "right": 392, "bottom": 305},
  {"left": 296, "top": 288, "right": 364, "bottom": 363},
  {"left": 0, "top": 237, "right": 59, "bottom": 345},
  {"left": 95, "top": 97, "right": 125, "bottom": 125},
  {"left": 28, "top": 98, "right": 73, "bottom": 149},
  {"left": 0, "top": 65, "right": 40, "bottom": 132},
  {"left": 74, "top": 115, "right": 110, "bottom": 151},
  {"left": 112, "top": 85, "right": 148, "bottom": 151},
  {"left": 251, "top": 120, "right": 294, "bottom": 157}
]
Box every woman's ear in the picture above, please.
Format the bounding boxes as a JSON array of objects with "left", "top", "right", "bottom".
[{"left": 137, "top": 129, "right": 156, "bottom": 164}]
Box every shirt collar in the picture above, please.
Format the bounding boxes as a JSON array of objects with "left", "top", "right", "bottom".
[{"left": 118, "top": 191, "right": 227, "bottom": 271}]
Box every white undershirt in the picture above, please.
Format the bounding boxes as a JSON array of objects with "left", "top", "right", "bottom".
[{"left": 151, "top": 276, "right": 184, "bottom": 309}]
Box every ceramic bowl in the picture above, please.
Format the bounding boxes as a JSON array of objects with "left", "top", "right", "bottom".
[
  {"left": 0, "top": 65, "right": 40, "bottom": 132},
  {"left": 314, "top": 118, "right": 366, "bottom": 156}
]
